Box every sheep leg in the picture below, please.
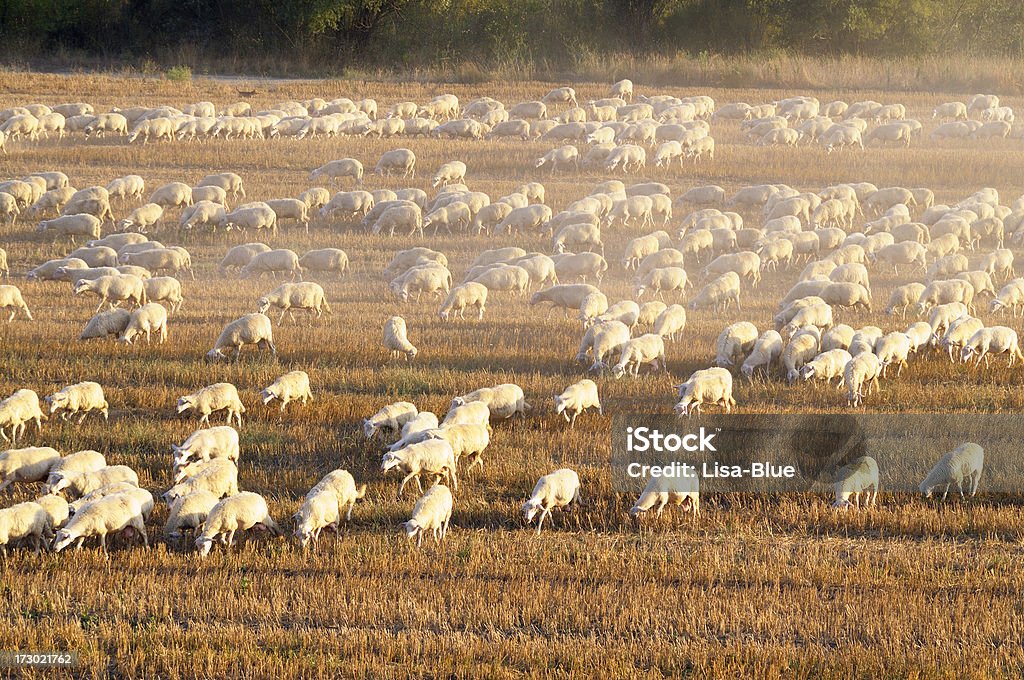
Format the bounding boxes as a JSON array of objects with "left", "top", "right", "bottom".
[
  {"left": 397, "top": 473, "right": 416, "bottom": 498},
  {"left": 535, "top": 506, "right": 551, "bottom": 535}
]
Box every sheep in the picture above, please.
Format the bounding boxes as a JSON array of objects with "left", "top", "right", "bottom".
[
  {"left": 195, "top": 492, "right": 281, "bottom": 557},
  {"left": 0, "top": 285, "right": 32, "bottom": 322},
  {"left": 885, "top": 282, "right": 926, "bottom": 318},
  {"left": 652, "top": 303, "right": 686, "bottom": 342},
  {"left": 553, "top": 252, "right": 608, "bottom": 283},
  {"left": 223, "top": 205, "right": 278, "bottom": 235},
  {"left": 301, "top": 469, "right": 366, "bottom": 530},
  {"left": 702, "top": 252, "right": 761, "bottom": 288},
  {"left": 961, "top": 326, "right": 1024, "bottom": 367},
  {"left": 165, "top": 490, "right": 220, "bottom": 542},
  {"left": 0, "top": 446, "right": 60, "bottom": 493},
  {"left": 844, "top": 352, "right": 881, "bottom": 407},
  {"left": 425, "top": 424, "right": 490, "bottom": 472},
  {"left": 874, "top": 332, "right": 912, "bottom": 377},
  {"left": 629, "top": 474, "right": 700, "bottom": 520},
  {"left": 832, "top": 456, "right": 879, "bottom": 509},
  {"left": 44, "top": 382, "right": 108, "bottom": 424},
  {"left": 940, "top": 316, "right": 985, "bottom": 362},
  {"left": 364, "top": 402, "right": 418, "bottom": 439},
  {"left": 323, "top": 190, "right": 375, "bottom": 220},
  {"left": 119, "top": 247, "right": 193, "bottom": 279},
  {"left": 265, "top": 198, "right": 310, "bottom": 233},
  {"left": 741, "top": 330, "right": 784, "bottom": 380},
  {"left": 913, "top": 279, "right": 975, "bottom": 315},
  {"left": 171, "top": 427, "right": 240, "bottom": 472},
  {"left": 438, "top": 282, "right": 488, "bottom": 321},
  {"left": 554, "top": 379, "right": 602, "bottom": 427},
  {"left": 919, "top": 442, "right": 984, "bottom": 501},
  {"left": 257, "top": 282, "right": 329, "bottom": 323},
  {"left": 206, "top": 313, "right": 276, "bottom": 362},
  {"left": 37, "top": 214, "right": 101, "bottom": 243},
  {"left": 530, "top": 284, "right": 601, "bottom": 314},
  {"left": 991, "top": 279, "right": 1024, "bottom": 316},
  {"left": 982, "top": 248, "right": 1014, "bottom": 280},
  {"left": 381, "top": 439, "right": 458, "bottom": 497},
  {"left": 673, "top": 367, "right": 735, "bottom": 417},
  {"left": 139, "top": 277, "right": 182, "bottom": 315},
  {"left": 904, "top": 321, "right": 934, "bottom": 353},
  {"left": 43, "top": 450, "right": 106, "bottom": 493},
  {"left": 819, "top": 282, "right": 872, "bottom": 312},
  {"left": 431, "top": 161, "right": 467, "bottom": 188},
  {"left": 799, "top": 348, "right": 853, "bottom": 385},
  {"left": 190, "top": 185, "right": 228, "bottom": 207},
  {"left": 689, "top": 272, "right": 742, "bottom": 312},
  {"left": 260, "top": 371, "right": 312, "bottom": 412},
  {"left": 0, "top": 390, "right": 44, "bottom": 444},
  {"left": 783, "top": 328, "right": 821, "bottom": 383},
  {"left": 927, "top": 302, "right": 969, "bottom": 337},
  {"left": 634, "top": 267, "right": 687, "bottom": 300},
  {"left": 176, "top": 383, "right": 245, "bottom": 426},
  {"left": 452, "top": 384, "right": 529, "bottom": 419},
  {"left": 775, "top": 297, "right": 826, "bottom": 330},
  {"left": 522, "top": 468, "right": 580, "bottom": 535},
  {"left": 553, "top": 222, "right": 603, "bottom": 255},
  {"left": 74, "top": 274, "right": 147, "bottom": 314},
  {"left": 179, "top": 200, "right": 226, "bottom": 232},
  {"left": 604, "top": 144, "right": 647, "bottom": 173},
  {"left": 117, "top": 203, "right": 163, "bottom": 233},
  {"left": 715, "top": 321, "right": 759, "bottom": 368},
  {"left": 395, "top": 264, "right": 453, "bottom": 301},
  {"left": 69, "top": 245, "right": 118, "bottom": 268},
  {"left": 35, "top": 493, "right": 70, "bottom": 531},
  {"left": 310, "top": 159, "right": 363, "bottom": 185},
  {"left": 611, "top": 334, "right": 666, "bottom": 378},
  {"left": 576, "top": 319, "right": 631, "bottom": 372},
  {"left": 403, "top": 484, "right": 453, "bottom": 547},
  {"left": 48, "top": 465, "right": 139, "bottom": 499},
  {"left": 495, "top": 204, "right": 552, "bottom": 236},
  {"left": 384, "top": 315, "right": 417, "bottom": 361},
  {"left": 80, "top": 308, "right": 131, "bottom": 341},
  {"left": 164, "top": 459, "right": 240, "bottom": 506},
  {"left": 535, "top": 145, "right": 579, "bottom": 175},
  {"left": 782, "top": 303, "right": 834, "bottom": 338},
  {"left": 0, "top": 501, "right": 52, "bottom": 554},
  {"left": 933, "top": 102, "right": 968, "bottom": 121}
]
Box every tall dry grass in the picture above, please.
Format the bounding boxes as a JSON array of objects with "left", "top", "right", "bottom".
[{"left": 0, "top": 74, "right": 1023, "bottom": 678}]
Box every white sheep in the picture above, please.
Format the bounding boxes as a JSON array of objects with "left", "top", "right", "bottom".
[
  {"left": 885, "top": 282, "right": 927, "bottom": 318},
  {"left": 652, "top": 303, "right": 686, "bottom": 341},
  {"left": 689, "top": 272, "right": 741, "bottom": 312},
  {"left": 441, "top": 401, "right": 491, "bottom": 428},
  {"left": 165, "top": 490, "right": 220, "bottom": 542},
  {"left": 0, "top": 284, "right": 32, "bottom": 321},
  {"left": 164, "top": 460, "right": 240, "bottom": 506},
  {"left": 298, "top": 248, "right": 348, "bottom": 277},
  {"left": 176, "top": 383, "right": 245, "bottom": 426},
  {"left": 171, "top": 426, "right": 240, "bottom": 469},
  {"left": 673, "top": 367, "right": 734, "bottom": 416},
  {"left": 611, "top": 334, "right": 666, "bottom": 378},
  {"left": 206, "top": 313, "right": 276, "bottom": 362},
  {"left": 522, "top": 468, "right": 581, "bottom": 535},
  {"left": 383, "top": 315, "right": 417, "bottom": 361},
  {"left": 143, "top": 277, "right": 183, "bottom": 314},
  {"left": 874, "top": 332, "right": 912, "bottom": 377},
  {"left": 741, "top": 330, "right": 784, "bottom": 380},
  {"left": 239, "top": 249, "right": 301, "bottom": 280},
  {"left": 832, "top": 456, "right": 879, "bottom": 509},
  {"left": 0, "top": 501, "right": 54, "bottom": 554},
  {"left": 257, "top": 282, "right": 330, "bottom": 323},
  {"left": 554, "top": 379, "right": 602, "bottom": 427},
  {"left": 452, "top": 384, "right": 529, "bottom": 419},
  {"left": 0, "top": 446, "right": 60, "bottom": 493},
  {"left": 48, "top": 465, "right": 139, "bottom": 499},
  {"left": 35, "top": 493, "right": 70, "bottom": 531},
  {"left": 799, "top": 348, "right": 853, "bottom": 385},
  {"left": 431, "top": 161, "right": 467, "bottom": 188},
  {"left": 919, "top": 442, "right": 984, "bottom": 501},
  {"left": 715, "top": 321, "right": 759, "bottom": 368},
  {"left": 45, "top": 382, "right": 108, "bottom": 424},
  {"left": 80, "top": 308, "right": 131, "bottom": 341},
  {"left": 387, "top": 412, "right": 441, "bottom": 451},
  {"left": 118, "top": 302, "right": 168, "bottom": 345},
  {"left": 43, "top": 449, "right": 106, "bottom": 493},
  {"left": 0, "top": 390, "right": 44, "bottom": 443},
  {"left": 426, "top": 424, "right": 490, "bottom": 471},
  {"left": 381, "top": 439, "right": 458, "bottom": 497},
  {"left": 403, "top": 484, "right": 453, "bottom": 547},
  {"left": 364, "top": 402, "right": 418, "bottom": 439},
  {"left": 195, "top": 492, "right": 282, "bottom": 557},
  {"left": 629, "top": 474, "right": 699, "bottom": 519},
  {"left": 961, "top": 326, "right": 1024, "bottom": 367},
  {"left": 310, "top": 159, "right": 363, "bottom": 185},
  {"left": 260, "top": 371, "right": 312, "bottom": 412},
  {"left": 844, "top": 352, "right": 881, "bottom": 407},
  {"left": 990, "top": 279, "right": 1024, "bottom": 316}
]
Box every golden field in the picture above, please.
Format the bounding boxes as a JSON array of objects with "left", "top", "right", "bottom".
[{"left": 0, "top": 72, "right": 1023, "bottom": 678}]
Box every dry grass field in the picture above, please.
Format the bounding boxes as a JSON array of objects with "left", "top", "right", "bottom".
[{"left": 1, "top": 71, "right": 1024, "bottom": 678}]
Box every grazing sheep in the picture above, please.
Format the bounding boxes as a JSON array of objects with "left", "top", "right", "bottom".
[
  {"left": 452, "top": 384, "right": 529, "bottom": 420},
  {"left": 365, "top": 402, "right": 418, "bottom": 439},
  {"left": 673, "top": 367, "right": 734, "bottom": 416},
  {"left": 164, "top": 458, "right": 240, "bottom": 507},
  {"left": 844, "top": 352, "right": 881, "bottom": 407},
  {"left": 629, "top": 474, "right": 699, "bottom": 519},
  {"left": 0, "top": 390, "right": 44, "bottom": 444},
  {"left": 441, "top": 402, "right": 491, "bottom": 429},
  {"left": 310, "top": 159, "right": 363, "bottom": 185},
  {"left": 260, "top": 371, "right": 312, "bottom": 412},
  {"left": 374, "top": 148, "right": 417, "bottom": 178},
  {"left": 80, "top": 308, "right": 131, "bottom": 341},
  {"left": 554, "top": 379, "right": 602, "bottom": 427},
  {"left": 576, "top": 320, "right": 631, "bottom": 372},
  {"left": 913, "top": 279, "right": 974, "bottom": 315},
  {"left": 381, "top": 439, "right": 458, "bottom": 497},
  {"left": 43, "top": 450, "right": 106, "bottom": 493},
  {"left": 143, "top": 277, "right": 183, "bottom": 314},
  {"left": 403, "top": 484, "right": 453, "bottom": 547},
  {"left": 940, "top": 316, "right": 985, "bottom": 362},
  {"left": 48, "top": 465, "right": 139, "bottom": 499},
  {"left": 961, "top": 326, "right": 1024, "bottom": 367},
  {"left": 298, "top": 248, "right": 348, "bottom": 277},
  {"left": 782, "top": 303, "right": 834, "bottom": 338},
  {"left": 689, "top": 272, "right": 742, "bottom": 312},
  {"left": 257, "top": 282, "right": 329, "bottom": 323},
  {"left": 119, "top": 247, "right": 193, "bottom": 279},
  {"left": 0, "top": 284, "right": 32, "bottom": 321},
  {"left": 874, "top": 332, "right": 912, "bottom": 377},
  {"left": 799, "top": 348, "right": 852, "bottom": 385},
  {"left": 176, "top": 383, "right": 245, "bottom": 426},
  {"left": 522, "top": 468, "right": 581, "bottom": 535},
  {"left": 51, "top": 492, "right": 149, "bottom": 552},
  {"left": 715, "top": 321, "right": 759, "bottom": 368},
  {"left": 395, "top": 264, "right": 454, "bottom": 301},
  {"left": 45, "top": 382, "right": 107, "bottom": 423},
  {"left": 783, "top": 328, "right": 821, "bottom": 383},
  {"left": 35, "top": 494, "right": 70, "bottom": 531},
  {"left": 383, "top": 316, "right": 417, "bottom": 361},
  {"left": 206, "top": 313, "right": 276, "bottom": 362},
  {"left": 195, "top": 492, "right": 281, "bottom": 557},
  {"left": 431, "top": 161, "right": 467, "bottom": 188},
  {"left": 438, "top": 282, "right": 488, "bottom": 321},
  {"left": 885, "top": 282, "right": 927, "bottom": 318},
  {"left": 118, "top": 302, "right": 168, "bottom": 345},
  {"left": 919, "top": 443, "right": 984, "bottom": 501},
  {"left": 832, "top": 456, "right": 879, "bottom": 509},
  {"left": 118, "top": 203, "right": 163, "bottom": 233},
  {"left": 611, "top": 334, "right": 666, "bottom": 378},
  {"left": 240, "top": 249, "right": 301, "bottom": 280},
  {"left": 0, "top": 446, "right": 60, "bottom": 493},
  {"left": 530, "top": 284, "right": 601, "bottom": 314},
  {"left": 165, "top": 490, "right": 220, "bottom": 542},
  {"left": 741, "top": 330, "right": 784, "bottom": 380},
  {"left": 37, "top": 214, "right": 102, "bottom": 242},
  {"left": 635, "top": 267, "right": 688, "bottom": 300},
  {"left": 219, "top": 243, "right": 272, "bottom": 274},
  {"left": 991, "top": 279, "right": 1024, "bottom": 316},
  {"left": 425, "top": 424, "right": 490, "bottom": 472},
  {"left": 653, "top": 303, "right": 686, "bottom": 341}
]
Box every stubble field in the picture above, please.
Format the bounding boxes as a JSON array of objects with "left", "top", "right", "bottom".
[{"left": 1, "top": 72, "right": 1024, "bottom": 678}]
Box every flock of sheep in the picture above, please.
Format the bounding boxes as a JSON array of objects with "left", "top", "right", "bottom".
[{"left": 0, "top": 80, "right": 1016, "bottom": 556}]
